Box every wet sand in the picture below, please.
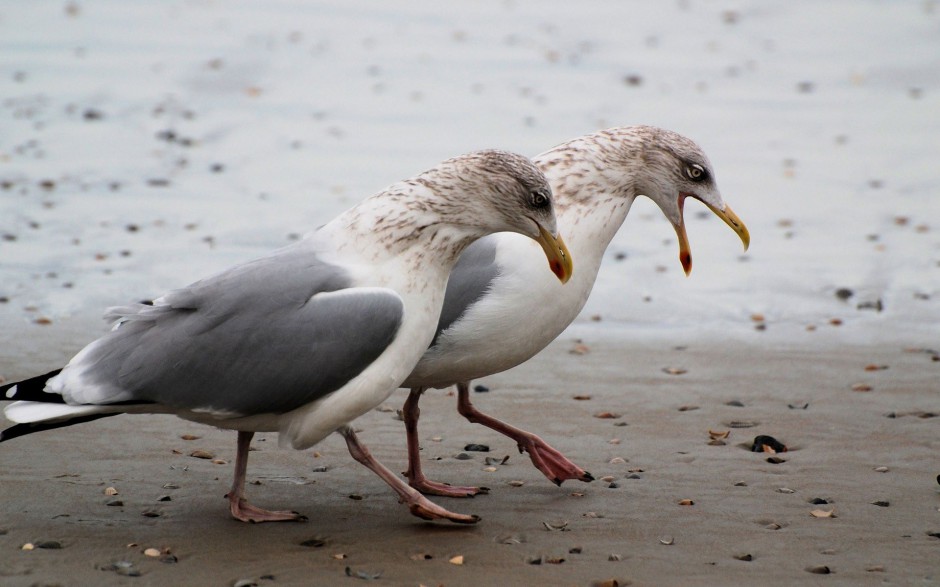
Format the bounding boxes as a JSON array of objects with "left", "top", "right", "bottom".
[{"left": 2, "top": 329, "right": 938, "bottom": 586}]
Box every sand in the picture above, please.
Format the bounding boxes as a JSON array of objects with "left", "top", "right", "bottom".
[
  {"left": 1, "top": 334, "right": 938, "bottom": 586},
  {"left": 2, "top": 0, "right": 939, "bottom": 585}
]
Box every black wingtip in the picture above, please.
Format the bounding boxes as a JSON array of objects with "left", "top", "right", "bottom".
[
  {"left": 1, "top": 368, "right": 64, "bottom": 403},
  {"left": 0, "top": 413, "right": 119, "bottom": 444}
]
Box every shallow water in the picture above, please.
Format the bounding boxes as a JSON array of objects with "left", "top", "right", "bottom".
[{"left": 1, "top": 0, "right": 938, "bottom": 359}]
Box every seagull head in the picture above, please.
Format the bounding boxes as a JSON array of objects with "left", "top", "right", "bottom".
[
  {"left": 452, "top": 150, "right": 573, "bottom": 283},
  {"left": 634, "top": 129, "right": 750, "bottom": 275}
]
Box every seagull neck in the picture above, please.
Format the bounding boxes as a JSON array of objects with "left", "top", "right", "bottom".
[
  {"left": 553, "top": 183, "right": 637, "bottom": 264},
  {"left": 326, "top": 198, "right": 479, "bottom": 272}
]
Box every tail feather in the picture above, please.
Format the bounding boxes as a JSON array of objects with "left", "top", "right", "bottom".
[
  {"left": 1, "top": 413, "right": 119, "bottom": 443},
  {"left": 1, "top": 369, "right": 64, "bottom": 403}
]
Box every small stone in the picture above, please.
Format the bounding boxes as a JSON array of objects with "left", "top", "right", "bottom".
[
  {"left": 463, "top": 443, "right": 490, "bottom": 452},
  {"left": 806, "top": 565, "right": 831, "bottom": 574},
  {"left": 453, "top": 452, "right": 473, "bottom": 460},
  {"left": 35, "top": 540, "right": 63, "bottom": 549},
  {"left": 733, "top": 553, "right": 753, "bottom": 561},
  {"left": 776, "top": 487, "right": 795, "bottom": 494},
  {"left": 678, "top": 499, "right": 694, "bottom": 506},
  {"left": 189, "top": 450, "right": 214, "bottom": 459},
  {"left": 874, "top": 466, "right": 889, "bottom": 473},
  {"left": 473, "top": 384, "right": 489, "bottom": 392},
  {"left": 752, "top": 435, "right": 787, "bottom": 452},
  {"left": 144, "top": 548, "right": 161, "bottom": 557},
  {"left": 835, "top": 288, "right": 854, "bottom": 300},
  {"left": 448, "top": 555, "right": 464, "bottom": 565},
  {"left": 871, "top": 500, "right": 890, "bottom": 507}
]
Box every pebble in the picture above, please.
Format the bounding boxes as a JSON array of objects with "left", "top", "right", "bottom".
[
  {"left": 728, "top": 420, "right": 759, "bottom": 429},
  {"left": 473, "top": 384, "right": 489, "bottom": 392},
  {"left": 464, "top": 443, "right": 490, "bottom": 452},
  {"left": 751, "top": 435, "right": 787, "bottom": 453},
  {"left": 806, "top": 565, "right": 831, "bottom": 574},
  {"left": 733, "top": 553, "right": 753, "bottom": 561}
]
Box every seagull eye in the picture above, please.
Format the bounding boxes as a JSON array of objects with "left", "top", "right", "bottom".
[
  {"left": 530, "top": 189, "right": 550, "bottom": 207},
  {"left": 686, "top": 164, "right": 707, "bottom": 182}
]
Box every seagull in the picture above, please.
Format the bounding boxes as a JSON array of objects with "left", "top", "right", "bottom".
[
  {"left": 0, "top": 149, "right": 573, "bottom": 524},
  {"left": 400, "top": 126, "right": 750, "bottom": 497}
]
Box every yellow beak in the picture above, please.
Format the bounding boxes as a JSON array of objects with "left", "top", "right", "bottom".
[
  {"left": 536, "top": 224, "right": 573, "bottom": 283},
  {"left": 675, "top": 200, "right": 750, "bottom": 276}
]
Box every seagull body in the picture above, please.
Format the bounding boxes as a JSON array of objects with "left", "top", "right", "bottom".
[
  {"left": 401, "top": 127, "right": 750, "bottom": 496},
  {"left": 1, "top": 150, "right": 572, "bottom": 523}
]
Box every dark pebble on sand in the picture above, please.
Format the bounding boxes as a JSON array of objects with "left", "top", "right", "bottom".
[
  {"left": 835, "top": 288, "right": 854, "bottom": 300},
  {"left": 299, "top": 537, "right": 327, "bottom": 547},
  {"left": 454, "top": 452, "right": 473, "bottom": 460},
  {"left": 464, "top": 443, "right": 490, "bottom": 452},
  {"left": 725, "top": 400, "right": 745, "bottom": 407},
  {"left": 733, "top": 553, "right": 753, "bottom": 561},
  {"left": 766, "top": 456, "right": 787, "bottom": 464},
  {"left": 35, "top": 540, "right": 63, "bottom": 549},
  {"left": 752, "top": 435, "right": 787, "bottom": 452},
  {"left": 312, "top": 465, "right": 330, "bottom": 472},
  {"left": 106, "top": 500, "right": 124, "bottom": 507},
  {"left": 83, "top": 108, "right": 104, "bottom": 121},
  {"left": 809, "top": 498, "right": 830, "bottom": 505},
  {"left": 474, "top": 384, "right": 489, "bottom": 392},
  {"left": 806, "top": 565, "right": 831, "bottom": 574},
  {"left": 871, "top": 500, "right": 890, "bottom": 507}
]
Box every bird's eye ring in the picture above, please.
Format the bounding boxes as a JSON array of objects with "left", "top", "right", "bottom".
[
  {"left": 686, "top": 164, "right": 706, "bottom": 181},
  {"left": 530, "top": 189, "right": 549, "bottom": 207}
]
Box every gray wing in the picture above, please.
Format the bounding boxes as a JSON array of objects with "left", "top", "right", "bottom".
[
  {"left": 430, "top": 236, "right": 500, "bottom": 347},
  {"left": 75, "top": 244, "right": 404, "bottom": 416}
]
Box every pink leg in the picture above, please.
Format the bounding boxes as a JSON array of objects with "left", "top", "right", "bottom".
[
  {"left": 456, "top": 381, "right": 594, "bottom": 486},
  {"left": 403, "top": 388, "right": 488, "bottom": 498},
  {"left": 340, "top": 426, "right": 479, "bottom": 524},
  {"left": 226, "top": 431, "right": 306, "bottom": 523}
]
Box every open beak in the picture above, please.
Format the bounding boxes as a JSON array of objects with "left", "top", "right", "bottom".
[
  {"left": 536, "top": 223, "right": 573, "bottom": 283},
  {"left": 674, "top": 195, "right": 750, "bottom": 276}
]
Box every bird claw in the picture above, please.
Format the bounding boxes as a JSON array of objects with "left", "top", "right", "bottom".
[
  {"left": 228, "top": 496, "right": 306, "bottom": 523},
  {"left": 408, "top": 477, "right": 488, "bottom": 498},
  {"left": 407, "top": 501, "right": 480, "bottom": 524}
]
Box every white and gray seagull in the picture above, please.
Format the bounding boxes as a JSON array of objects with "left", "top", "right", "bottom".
[
  {"left": 0, "top": 150, "right": 572, "bottom": 524},
  {"left": 401, "top": 126, "right": 750, "bottom": 497}
]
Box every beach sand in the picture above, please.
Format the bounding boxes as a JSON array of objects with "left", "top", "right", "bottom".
[
  {"left": 1, "top": 0, "right": 939, "bottom": 585},
  {"left": 1, "top": 333, "right": 938, "bottom": 585}
]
